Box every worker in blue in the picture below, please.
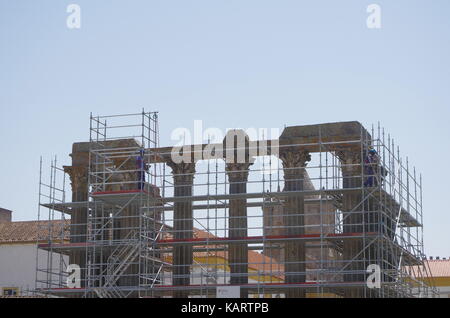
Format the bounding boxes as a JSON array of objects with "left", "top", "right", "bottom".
[
  {"left": 136, "top": 148, "right": 149, "bottom": 190},
  {"left": 364, "top": 147, "right": 379, "bottom": 187}
]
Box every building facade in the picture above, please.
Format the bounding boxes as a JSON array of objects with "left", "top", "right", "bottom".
[{"left": 0, "top": 209, "right": 68, "bottom": 297}]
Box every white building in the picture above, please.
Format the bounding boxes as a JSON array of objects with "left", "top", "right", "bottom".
[{"left": 0, "top": 209, "right": 67, "bottom": 297}]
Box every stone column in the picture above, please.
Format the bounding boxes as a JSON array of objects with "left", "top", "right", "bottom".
[
  {"left": 262, "top": 196, "right": 284, "bottom": 262},
  {"left": 336, "top": 149, "right": 365, "bottom": 297},
  {"left": 166, "top": 160, "right": 196, "bottom": 298},
  {"left": 114, "top": 156, "right": 140, "bottom": 288},
  {"left": 116, "top": 160, "right": 140, "bottom": 239},
  {"left": 279, "top": 147, "right": 310, "bottom": 298},
  {"left": 225, "top": 162, "right": 252, "bottom": 298},
  {"left": 64, "top": 165, "right": 88, "bottom": 288}
]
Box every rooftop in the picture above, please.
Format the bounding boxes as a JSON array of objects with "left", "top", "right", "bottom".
[
  {"left": 0, "top": 219, "right": 68, "bottom": 243},
  {"left": 424, "top": 259, "right": 450, "bottom": 278}
]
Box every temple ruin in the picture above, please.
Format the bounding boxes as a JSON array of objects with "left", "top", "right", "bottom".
[{"left": 34, "top": 111, "right": 437, "bottom": 298}]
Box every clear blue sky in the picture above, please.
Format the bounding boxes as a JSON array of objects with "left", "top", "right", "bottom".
[{"left": 1, "top": 1, "right": 449, "bottom": 257}]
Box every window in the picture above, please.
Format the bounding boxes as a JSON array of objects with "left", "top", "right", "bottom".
[{"left": 2, "top": 287, "right": 19, "bottom": 296}]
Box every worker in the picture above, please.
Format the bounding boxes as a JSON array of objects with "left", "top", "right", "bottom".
[
  {"left": 364, "top": 147, "right": 379, "bottom": 187},
  {"left": 136, "top": 148, "right": 149, "bottom": 190}
]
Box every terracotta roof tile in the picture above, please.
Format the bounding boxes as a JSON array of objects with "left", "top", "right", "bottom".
[
  {"left": 0, "top": 220, "right": 69, "bottom": 243},
  {"left": 406, "top": 259, "right": 450, "bottom": 279},
  {"left": 424, "top": 260, "right": 450, "bottom": 277}
]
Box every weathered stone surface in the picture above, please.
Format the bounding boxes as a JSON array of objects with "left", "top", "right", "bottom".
[
  {"left": 280, "top": 121, "right": 368, "bottom": 144},
  {"left": 225, "top": 162, "right": 253, "bottom": 298},
  {"left": 279, "top": 147, "right": 310, "bottom": 298},
  {"left": 167, "top": 160, "right": 196, "bottom": 298}
]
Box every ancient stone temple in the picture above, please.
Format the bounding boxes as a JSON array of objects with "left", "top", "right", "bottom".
[{"left": 35, "top": 113, "right": 436, "bottom": 298}]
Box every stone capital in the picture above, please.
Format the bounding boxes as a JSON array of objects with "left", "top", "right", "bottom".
[
  {"left": 225, "top": 162, "right": 253, "bottom": 182},
  {"left": 166, "top": 160, "right": 196, "bottom": 184},
  {"left": 279, "top": 147, "right": 311, "bottom": 178},
  {"left": 64, "top": 165, "right": 88, "bottom": 191},
  {"left": 335, "top": 148, "right": 362, "bottom": 176}
]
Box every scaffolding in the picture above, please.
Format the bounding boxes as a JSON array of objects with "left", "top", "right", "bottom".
[
  {"left": 36, "top": 110, "right": 164, "bottom": 297},
  {"left": 35, "top": 114, "right": 437, "bottom": 298},
  {"left": 35, "top": 157, "right": 69, "bottom": 296}
]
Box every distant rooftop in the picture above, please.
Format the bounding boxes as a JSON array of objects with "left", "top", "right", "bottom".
[
  {"left": 424, "top": 259, "right": 450, "bottom": 278},
  {"left": 0, "top": 219, "right": 68, "bottom": 243}
]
